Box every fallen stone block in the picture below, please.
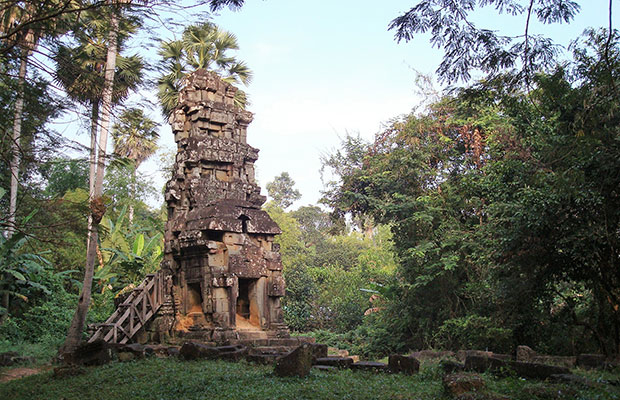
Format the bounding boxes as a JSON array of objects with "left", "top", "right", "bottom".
[
  {"left": 515, "top": 345, "right": 537, "bottom": 362},
  {"left": 167, "top": 347, "right": 180, "bottom": 357},
  {"left": 532, "top": 355, "right": 575, "bottom": 368},
  {"left": 388, "top": 354, "right": 420, "bottom": 375},
  {"left": 490, "top": 353, "right": 511, "bottom": 361},
  {"left": 464, "top": 356, "right": 509, "bottom": 375},
  {"left": 350, "top": 361, "right": 388, "bottom": 372},
  {"left": 577, "top": 354, "right": 606, "bottom": 370},
  {"left": 117, "top": 343, "right": 146, "bottom": 360},
  {"left": 274, "top": 343, "right": 313, "bottom": 377},
  {"left": 314, "top": 356, "right": 354, "bottom": 369},
  {"left": 440, "top": 360, "right": 465, "bottom": 374},
  {"left": 310, "top": 343, "right": 327, "bottom": 361},
  {"left": 457, "top": 350, "right": 494, "bottom": 363},
  {"left": 118, "top": 352, "right": 135, "bottom": 362},
  {"left": 464, "top": 355, "right": 570, "bottom": 379},
  {"left": 516, "top": 345, "right": 575, "bottom": 368},
  {"left": 144, "top": 344, "right": 172, "bottom": 358},
  {"left": 216, "top": 345, "right": 247, "bottom": 361},
  {"left": 179, "top": 342, "right": 220, "bottom": 360},
  {"left": 411, "top": 349, "right": 455, "bottom": 361},
  {"left": 512, "top": 361, "right": 570, "bottom": 380},
  {"left": 328, "top": 347, "right": 349, "bottom": 357},
  {"left": 62, "top": 340, "right": 112, "bottom": 366}
]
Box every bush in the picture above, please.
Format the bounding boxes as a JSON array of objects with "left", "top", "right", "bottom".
[
  {"left": 0, "top": 317, "right": 25, "bottom": 342},
  {"left": 433, "top": 315, "right": 513, "bottom": 353}
]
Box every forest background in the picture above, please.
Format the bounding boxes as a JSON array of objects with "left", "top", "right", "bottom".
[{"left": 0, "top": 0, "right": 619, "bottom": 360}]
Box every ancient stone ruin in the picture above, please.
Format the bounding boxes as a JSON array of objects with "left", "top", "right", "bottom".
[
  {"left": 157, "top": 69, "right": 289, "bottom": 342},
  {"left": 89, "top": 69, "right": 289, "bottom": 346}
]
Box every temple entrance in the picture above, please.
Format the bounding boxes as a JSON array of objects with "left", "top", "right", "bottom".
[
  {"left": 236, "top": 278, "right": 260, "bottom": 329},
  {"left": 187, "top": 283, "right": 203, "bottom": 313},
  {"left": 176, "top": 282, "right": 207, "bottom": 331}
]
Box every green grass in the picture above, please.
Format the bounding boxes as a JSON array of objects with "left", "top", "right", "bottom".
[
  {"left": 1, "top": 357, "right": 443, "bottom": 400},
  {"left": 0, "top": 338, "right": 61, "bottom": 367},
  {"left": 0, "top": 357, "right": 619, "bottom": 400}
]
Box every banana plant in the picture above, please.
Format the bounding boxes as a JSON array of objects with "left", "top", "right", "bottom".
[
  {"left": 0, "top": 200, "right": 52, "bottom": 317},
  {"left": 97, "top": 205, "right": 163, "bottom": 291},
  {"left": 103, "top": 231, "right": 163, "bottom": 285}
]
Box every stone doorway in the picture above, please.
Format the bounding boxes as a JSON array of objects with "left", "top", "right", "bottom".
[
  {"left": 187, "top": 283, "right": 203, "bottom": 314},
  {"left": 236, "top": 278, "right": 260, "bottom": 329},
  {"left": 177, "top": 282, "right": 208, "bottom": 331}
]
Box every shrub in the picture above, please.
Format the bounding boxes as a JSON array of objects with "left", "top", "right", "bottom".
[{"left": 433, "top": 314, "right": 513, "bottom": 353}]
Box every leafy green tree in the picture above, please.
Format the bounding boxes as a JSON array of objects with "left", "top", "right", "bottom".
[
  {"left": 291, "top": 205, "right": 337, "bottom": 247},
  {"left": 39, "top": 158, "right": 89, "bottom": 198},
  {"left": 389, "top": 0, "right": 589, "bottom": 83},
  {"left": 322, "top": 29, "right": 620, "bottom": 355},
  {"left": 3, "top": 0, "right": 54, "bottom": 240},
  {"left": 0, "top": 36, "right": 64, "bottom": 321},
  {"left": 266, "top": 172, "right": 301, "bottom": 210},
  {"left": 157, "top": 21, "right": 252, "bottom": 115}
]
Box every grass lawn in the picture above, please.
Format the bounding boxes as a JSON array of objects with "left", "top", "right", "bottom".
[{"left": 0, "top": 357, "right": 619, "bottom": 400}]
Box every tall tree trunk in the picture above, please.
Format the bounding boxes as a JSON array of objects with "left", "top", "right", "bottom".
[
  {"left": 129, "top": 165, "right": 136, "bottom": 225},
  {"left": 60, "top": 9, "right": 119, "bottom": 354},
  {"left": 89, "top": 102, "right": 99, "bottom": 200},
  {"left": 85, "top": 102, "right": 99, "bottom": 256},
  {"left": 2, "top": 42, "right": 31, "bottom": 323}
]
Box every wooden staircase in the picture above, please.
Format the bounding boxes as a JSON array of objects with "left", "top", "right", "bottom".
[{"left": 89, "top": 271, "right": 165, "bottom": 344}]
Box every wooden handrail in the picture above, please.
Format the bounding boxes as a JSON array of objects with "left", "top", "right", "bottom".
[{"left": 88, "top": 270, "right": 165, "bottom": 344}]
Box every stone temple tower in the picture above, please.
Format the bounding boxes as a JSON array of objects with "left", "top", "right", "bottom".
[{"left": 161, "top": 69, "right": 289, "bottom": 342}]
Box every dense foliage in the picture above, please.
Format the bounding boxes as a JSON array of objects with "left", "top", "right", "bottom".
[{"left": 322, "top": 29, "right": 620, "bottom": 355}]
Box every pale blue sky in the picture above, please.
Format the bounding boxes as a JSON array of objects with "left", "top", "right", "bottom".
[{"left": 61, "top": 1, "right": 619, "bottom": 209}]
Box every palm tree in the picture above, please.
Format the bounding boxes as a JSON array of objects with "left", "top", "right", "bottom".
[
  {"left": 157, "top": 21, "right": 252, "bottom": 116},
  {"left": 111, "top": 108, "right": 159, "bottom": 224},
  {"left": 59, "top": 3, "right": 142, "bottom": 354},
  {"left": 54, "top": 15, "right": 143, "bottom": 200}
]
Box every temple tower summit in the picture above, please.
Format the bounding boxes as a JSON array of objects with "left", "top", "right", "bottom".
[{"left": 161, "top": 69, "right": 289, "bottom": 342}]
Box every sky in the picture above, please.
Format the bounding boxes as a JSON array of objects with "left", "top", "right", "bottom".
[
  {"left": 150, "top": 0, "right": 442, "bottom": 209},
  {"left": 59, "top": 0, "right": 618, "bottom": 209}
]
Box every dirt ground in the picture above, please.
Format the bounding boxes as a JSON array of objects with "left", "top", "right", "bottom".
[{"left": 0, "top": 366, "right": 50, "bottom": 383}]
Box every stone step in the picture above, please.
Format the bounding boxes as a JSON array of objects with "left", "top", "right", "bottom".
[
  {"left": 250, "top": 346, "right": 294, "bottom": 354},
  {"left": 350, "top": 361, "right": 388, "bottom": 372},
  {"left": 268, "top": 337, "right": 314, "bottom": 347},
  {"left": 230, "top": 336, "right": 314, "bottom": 348},
  {"left": 314, "top": 357, "right": 354, "bottom": 369},
  {"left": 236, "top": 330, "right": 268, "bottom": 341}
]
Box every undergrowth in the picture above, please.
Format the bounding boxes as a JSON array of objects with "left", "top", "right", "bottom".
[{"left": 0, "top": 357, "right": 619, "bottom": 400}]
